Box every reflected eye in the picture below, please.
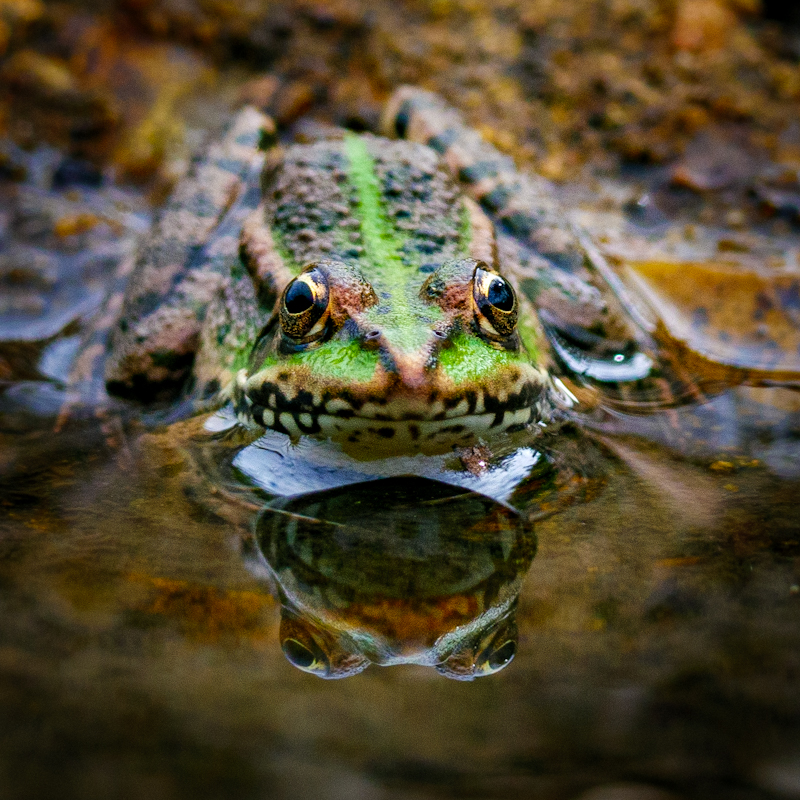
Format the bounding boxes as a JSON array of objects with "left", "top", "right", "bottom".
[
  {"left": 282, "top": 637, "right": 329, "bottom": 676},
  {"left": 436, "top": 615, "right": 519, "bottom": 680},
  {"left": 478, "top": 639, "right": 516, "bottom": 675},
  {"left": 474, "top": 616, "right": 518, "bottom": 677},
  {"left": 473, "top": 265, "right": 517, "bottom": 338},
  {"left": 280, "top": 266, "right": 330, "bottom": 341}
]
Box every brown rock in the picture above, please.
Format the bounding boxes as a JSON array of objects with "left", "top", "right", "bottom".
[{"left": 671, "top": 0, "right": 736, "bottom": 53}]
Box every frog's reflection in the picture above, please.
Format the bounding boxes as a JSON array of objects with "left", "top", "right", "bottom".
[{"left": 251, "top": 476, "right": 536, "bottom": 680}]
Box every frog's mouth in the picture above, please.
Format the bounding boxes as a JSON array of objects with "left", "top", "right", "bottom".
[{"left": 236, "top": 372, "right": 552, "bottom": 451}]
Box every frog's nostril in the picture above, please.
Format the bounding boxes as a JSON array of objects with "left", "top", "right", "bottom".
[
  {"left": 432, "top": 329, "right": 447, "bottom": 339},
  {"left": 365, "top": 330, "right": 381, "bottom": 341}
]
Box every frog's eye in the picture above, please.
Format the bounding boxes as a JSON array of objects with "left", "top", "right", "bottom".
[
  {"left": 472, "top": 617, "right": 518, "bottom": 677},
  {"left": 475, "top": 637, "right": 516, "bottom": 676},
  {"left": 280, "top": 267, "right": 330, "bottom": 341},
  {"left": 281, "top": 636, "right": 330, "bottom": 676},
  {"left": 473, "top": 265, "right": 517, "bottom": 338},
  {"left": 278, "top": 613, "right": 370, "bottom": 679},
  {"left": 435, "top": 614, "right": 518, "bottom": 680}
]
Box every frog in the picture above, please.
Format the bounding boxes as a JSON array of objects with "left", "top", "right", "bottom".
[{"left": 66, "top": 86, "right": 660, "bottom": 460}]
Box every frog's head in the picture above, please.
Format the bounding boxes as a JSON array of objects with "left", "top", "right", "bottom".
[{"left": 240, "top": 256, "right": 551, "bottom": 453}]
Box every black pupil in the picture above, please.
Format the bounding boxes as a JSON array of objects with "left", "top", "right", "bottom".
[
  {"left": 488, "top": 640, "right": 516, "bottom": 669},
  {"left": 285, "top": 280, "right": 315, "bottom": 314},
  {"left": 488, "top": 278, "right": 514, "bottom": 311},
  {"left": 282, "top": 638, "right": 316, "bottom": 669}
]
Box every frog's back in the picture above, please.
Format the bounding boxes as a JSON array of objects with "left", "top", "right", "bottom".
[{"left": 250, "top": 135, "right": 476, "bottom": 289}]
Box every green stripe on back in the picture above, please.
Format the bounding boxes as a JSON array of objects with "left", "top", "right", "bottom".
[
  {"left": 344, "top": 135, "right": 440, "bottom": 352},
  {"left": 343, "top": 135, "right": 408, "bottom": 279}
]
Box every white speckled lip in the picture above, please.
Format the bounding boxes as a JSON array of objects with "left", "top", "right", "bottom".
[
  {"left": 269, "top": 405, "right": 536, "bottom": 456},
  {"left": 235, "top": 367, "right": 553, "bottom": 454}
]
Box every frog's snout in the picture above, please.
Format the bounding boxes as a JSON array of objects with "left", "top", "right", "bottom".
[{"left": 365, "top": 329, "right": 444, "bottom": 392}]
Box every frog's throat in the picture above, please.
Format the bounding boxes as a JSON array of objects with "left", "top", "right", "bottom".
[{"left": 232, "top": 367, "right": 553, "bottom": 450}]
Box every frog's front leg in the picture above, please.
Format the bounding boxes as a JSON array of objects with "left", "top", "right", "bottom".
[{"left": 102, "top": 106, "right": 274, "bottom": 402}]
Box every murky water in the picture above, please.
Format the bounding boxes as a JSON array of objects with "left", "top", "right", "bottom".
[
  {"left": 2, "top": 2, "right": 800, "bottom": 798},
  {"left": 1, "top": 381, "right": 798, "bottom": 799}
]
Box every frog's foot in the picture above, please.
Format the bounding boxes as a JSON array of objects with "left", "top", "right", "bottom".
[
  {"left": 53, "top": 236, "right": 136, "bottom": 430},
  {"left": 54, "top": 348, "right": 112, "bottom": 434}
]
